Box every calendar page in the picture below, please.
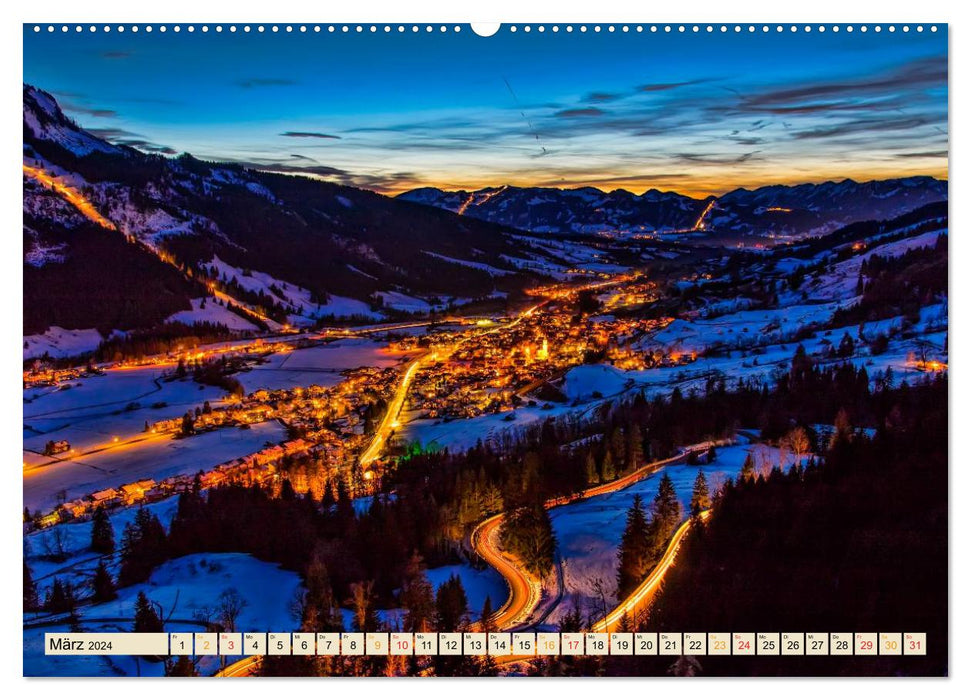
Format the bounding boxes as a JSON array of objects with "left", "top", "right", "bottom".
[{"left": 21, "top": 19, "right": 948, "bottom": 679}]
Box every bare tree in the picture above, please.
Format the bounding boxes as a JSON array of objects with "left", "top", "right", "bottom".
[
  {"left": 217, "top": 587, "right": 248, "bottom": 633},
  {"left": 782, "top": 426, "right": 811, "bottom": 467},
  {"left": 42, "top": 528, "right": 68, "bottom": 562}
]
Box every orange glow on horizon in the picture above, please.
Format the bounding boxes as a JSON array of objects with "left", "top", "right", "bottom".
[{"left": 368, "top": 165, "right": 949, "bottom": 199}]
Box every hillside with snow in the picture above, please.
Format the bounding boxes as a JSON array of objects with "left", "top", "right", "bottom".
[
  {"left": 22, "top": 84, "right": 591, "bottom": 344},
  {"left": 400, "top": 177, "right": 946, "bottom": 242}
]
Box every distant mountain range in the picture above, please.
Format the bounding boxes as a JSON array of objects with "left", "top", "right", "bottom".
[
  {"left": 23, "top": 82, "right": 947, "bottom": 345},
  {"left": 399, "top": 177, "right": 947, "bottom": 239}
]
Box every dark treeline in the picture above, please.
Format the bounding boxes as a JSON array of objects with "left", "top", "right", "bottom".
[
  {"left": 92, "top": 321, "right": 238, "bottom": 364},
  {"left": 834, "top": 235, "right": 947, "bottom": 327},
  {"left": 23, "top": 217, "right": 200, "bottom": 336},
  {"left": 604, "top": 376, "right": 947, "bottom": 677}
]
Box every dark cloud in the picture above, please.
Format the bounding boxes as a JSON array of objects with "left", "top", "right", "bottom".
[
  {"left": 730, "top": 136, "right": 765, "bottom": 146},
  {"left": 791, "top": 116, "right": 931, "bottom": 141},
  {"left": 638, "top": 79, "right": 710, "bottom": 92},
  {"left": 228, "top": 159, "right": 416, "bottom": 193},
  {"left": 554, "top": 107, "right": 606, "bottom": 118},
  {"left": 87, "top": 127, "right": 138, "bottom": 140},
  {"left": 674, "top": 151, "right": 762, "bottom": 165},
  {"left": 740, "top": 56, "right": 946, "bottom": 111},
  {"left": 583, "top": 92, "right": 622, "bottom": 103},
  {"left": 894, "top": 150, "right": 948, "bottom": 159},
  {"left": 61, "top": 103, "right": 118, "bottom": 118},
  {"left": 119, "top": 140, "right": 177, "bottom": 155},
  {"left": 280, "top": 130, "right": 341, "bottom": 139},
  {"left": 88, "top": 127, "right": 175, "bottom": 155},
  {"left": 235, "top": 78, "right": 297, "bottom": 89},
  {"left": 233, "top": 160, "right": 347, "bottom": 177}
]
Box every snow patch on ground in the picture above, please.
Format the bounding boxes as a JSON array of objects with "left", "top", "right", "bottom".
[
  {"left": 166, "top": 297, "right": 259, "bottom": 331},
  {"left": 24, "top": 327, "right": 107, "bottom": 360},
  {"left": 24, "top": 553, "right": 302, "bottom": 677}
]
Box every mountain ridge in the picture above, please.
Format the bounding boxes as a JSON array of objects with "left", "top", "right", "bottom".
[{"left": 398, "top": 176, "right": 947, "bottom": 239}]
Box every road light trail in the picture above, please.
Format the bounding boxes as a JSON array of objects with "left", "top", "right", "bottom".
[
  {"left": 475, "top": 441, "right": 723, "bottom": 632},
  {"left": 23, "top": 164, "right": 116, "bottom": 230},
  {"left": 357, "top": 299, "right": 549, "bottom": 467},
  {"left": 591, "top": 510, "right": 709, "bottom": 633},
  {"left": 359, "top": 354, "right": 427, "bottom": 467},
  {"left": 692, "top": 199, "right": 716, "bottom": 232}
]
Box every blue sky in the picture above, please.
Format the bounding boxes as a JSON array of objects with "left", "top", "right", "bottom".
[{"left": 23, "top": 25, "right": 948, "bottom": 195}]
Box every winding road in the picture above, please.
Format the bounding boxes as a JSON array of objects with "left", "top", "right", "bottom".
[{"left": 474, "top": 440, "right": 725, "bottom": 632}]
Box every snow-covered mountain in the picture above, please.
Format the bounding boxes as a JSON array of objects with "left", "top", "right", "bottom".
[
  {"left": 400, "top": 177, "right": 947, "bottom": 240},
  {"left": 22, "top": 85, "right": 565, "bottom": 338},
  {"left": 400, "top": 185, "right": 710, "bottom": 235}
]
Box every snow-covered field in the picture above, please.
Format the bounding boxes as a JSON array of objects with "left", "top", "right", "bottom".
[
  {"left": 543, "top": 442, "right": 793, "bottom": 626},
  {"left": 24, "top": 421, "right": 286, "bottom": 513},
  {"left": 26, "top": 495, "right": 181, "bottom": 596},
  {"left": 24, "top": 553, "right": 302, "bottom": 677},
  {"left": 166, "top": 297, "right": 259, "bottom": 331},
  {"left": 24, "top": 368, "right": 229, "bottom": 458},
  {"left": 236, "top": 338, "right": 409, "bottom": 393},
  {"left": 638, "top": 302, "right": 844, "bottom": 355},
  {"left": 561, "top": 364, "right": 633, "bottom": 402},
  {"left": 24, "top": 326, "right": 108, "bottom": 360},
  {"left": 783, "top": 229, "right": 946, "bottom": 304}
]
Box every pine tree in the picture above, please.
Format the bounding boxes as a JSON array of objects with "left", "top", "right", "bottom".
[
  {"left": 90, "top": 506, "right": 115, "bottom": 555},
  {"left": 435, "top": 574, "right": 469, "bottom": 631},
  {"left": 45, "top": 578, "right": 68, "bottom": 613},
  {"left": 602, "top": 450, "right": 617, "bottom": 482},
  {"left": 299, "top": 547, "right": 342, "bottom": 633},
  {"left": 616, "top": 494, "right": 651, "bottom": 599},
  {"left": 610, "top": 427, "right": 626, "bottom": 467},
  {"left": 401, "top": 552, "right": 436, "bottom": 633},
  {"left": 647, "top": 474, "right": 683, "bottom": 558},
  {"left": 500, "top": 505, "right": 556, "bottom": 578},
  {"left": 690, "top": 469, "right": 711, "bottom": 516},
  {"left": 558, "top": 595, "right": 583, "bottom": 632},
  {"left": 166, "top": 656, "right": 199, "bottom": 677},
  {"left": 838, "top": 332, "right": 855, "bottom": 358},
  {"left": 133, "top": 591, "right": 164, "bottom": 632},
  {"left": 24, "top": 561, "right": 39, "bottom": 612},
  {"left": 119, "top": 508, "right": 168, "bottom": 586},
  {"left": 584, "top": 451, "right": 599, "bottom": 486},
  {"left": 627, "top": 424, "right": 644, "bottom": 471},
  {"left": 479, "top": 596, "right": 494, "bottom": 634},
  {"left": 92, "top": 559, "right": 117, "bottom": 602}
]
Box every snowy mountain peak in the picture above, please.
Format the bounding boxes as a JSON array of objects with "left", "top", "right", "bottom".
[{"left": 23, "top": 83, "right": 122, "bottom": 157}]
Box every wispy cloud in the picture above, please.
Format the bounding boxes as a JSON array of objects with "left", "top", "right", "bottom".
[
  {"left": 61, "top": 103, "right": 118, "bottom": 118},
  {"left": 583, "top": 92, "right": 622, "bottom": 103},
  {"left": 637, "top": 79, "right": 711, "bottom": 92},
  {"left": 88, "top": 127, "right": 176, "bottom": 154},
  {"left": 554, "top": 107, "right": 606, "bottom": 118},
  {"left": 280, "top": 130, "right": 341, "bottom": 139}
]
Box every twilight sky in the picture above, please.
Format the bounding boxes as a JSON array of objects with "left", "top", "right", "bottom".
[{"left": 23, "top": 25, "right": 948, "bottom": 196}]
